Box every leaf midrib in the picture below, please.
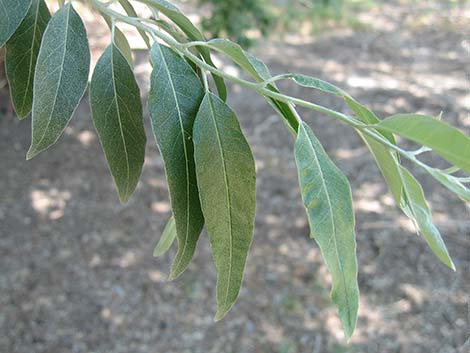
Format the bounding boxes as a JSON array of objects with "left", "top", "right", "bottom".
[
  {"left": 207, "top": 95, "right": 233, "bottom": 311},
  {"left": 301, "top": 125, "right": 352, "bottom": 327}
]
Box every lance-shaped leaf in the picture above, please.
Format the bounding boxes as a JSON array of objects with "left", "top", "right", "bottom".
[
  {"left": 207, "top": 38, "right": 298, "bottom": 132},
  {"left": 0, "top": 0, "right": 32, "bottom": 47},
  {"left": 426, "top": 168, "right": 470, "bottom": 203},
  {"left": 5, "top": 0, "right": 50, "bottom": 118},
  {"left": 27, "top": 3, "right": 90, "bottom": 159},
  {"left": 90, "top": 44, "right": 146, "bottom": 203},
  {"left": 154, "top": 217, "right": 177, "bottom": 257},
  {"left": 102, "top": 14, "right": 133, "bottom": 67},
  {"left": 294, "top": 121, "right": 359, "bottom": 339},
  {"left": 400, "top": 167, "right": 456, "bottom": 270},
  {"left": 193, "top": 92, "right": 256, "bottom": 321},
  {"left": 378, "top": 114, "right": 470, "bottom": 172},
  {"left": 148, "top": 43, "right": 205, "bottom": 280},
  {"left": 118, "top": 0, "right": 150, "bottom": 49},
  {"left": 135, "top": 0, "right": 227, "bottom": 101}
]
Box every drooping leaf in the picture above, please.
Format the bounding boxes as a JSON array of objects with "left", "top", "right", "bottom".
[
  {"left": 0, "top": 0, "right": 32, "bottom": 47},
  {"left": 118, "top": 0, "right": 151, "bottom": 49},
  {"left": 399, "top": 167, "right": 456, "bottom": 270},
  {"left": 27, "top": 3, "right": 90, "bottom": 159},
  {"left": 5, "top": 0, "right": 50, "bottom": 118},
  {"left": 154, "top": 216, "right": 177, "bottom": 257},
  {"left": 207, "top": 38, "right": 298, "bottom": 132},
  {"left": 193, "top": 92, "right": 256, "bottom": 321},
  {"left": 148, "top": 43, "right": 205, "bottom": 280},
  {"left": 90, "top": 44, "right": 146, "bottom": 203},
  {"left": 294, "top": 121, "right": 359, "bottom": 339},
  {"left": 378, "top": 114, "right": 470, "bottom": 172},
  {"left": 135, "top": 0, "right": 227, "bottom": 100}
]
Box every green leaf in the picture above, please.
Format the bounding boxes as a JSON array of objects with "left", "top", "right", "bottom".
[
  {"left": 27, "top": 3, "right": 90, "bottom": 159},
  {"left": 135, "top": 0, "right": 227, "bottom": 101},
  {"left": 400, "top": 167, "right": 456, "bottom": 270},
  {"left": 118, "top": 0, "right": 151, "bottom": 49},
  {"left": 207, "top": 38, "right": 298, "bottom": 132},
  {"left": 0, "top": 0, "right": 32, "bottom": 47},
  {"left": 90, "top": 44, "right": 146, "bottom": 204},
  {"left": 154, "top": 216, "right": 177, "bottom": 257},
  {"left": 291, "top": 73, "right": 346, "bottom": 96},
  {"left": 294, "top": 121, "right": 359, "bottom": 339},
  {"left": 148, "top": 43, "right": 205, "bottom": 280},
  {"left": 378, "top": 114, "right": 470, "bottom": 172},
  {"left": 193, "top": 92, "right": 256, "bottom": 321},
  {"left": 5, "top": 0, "right": 50, "bottom": 118},
  {"left": 426, "top": 168, "right": 470, "bottom": 203}
]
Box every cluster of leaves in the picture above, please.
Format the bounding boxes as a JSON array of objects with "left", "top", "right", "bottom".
[{"left": 1, "top": 0, "right": 469, "bottom": 340}]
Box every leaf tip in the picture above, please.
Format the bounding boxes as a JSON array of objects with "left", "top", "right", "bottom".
[{"left": 26, "top": 147, "right": 39, "bottom": 160}]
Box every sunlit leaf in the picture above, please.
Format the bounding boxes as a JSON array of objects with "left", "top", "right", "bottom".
[
  {"left": 0, "top": 0, "right": 32, "bottom": 47},
  {"left": 27, "top": 3, "right": 90, "bottom": 159},
  {"left": 5, "top": 0, "right": 50, "bottom": 118},
  {"left": 378, "top": 114, "right": 470, "bottom": 172},
  {"left": 294, "top": 121, "right": 359, "bottom": 339},
  {"left": 90, "top": 44, "right": 146, "bottom": 203},
  {"left": 148, "top": 43, "right": 205, "bottom": 280},
  {"left": 399, "top": 167, "right": 455, "bottom": 270},
  {"left": 193, "top": 92, "right": 256, "bottom": 321},
  {"left": 154, "top": 217, "right": 177, "bottom": 257}
]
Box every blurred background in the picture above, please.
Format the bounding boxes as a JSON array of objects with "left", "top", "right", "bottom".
[{"left": 1, "top": 0, "right": 469, "bottom": 352}]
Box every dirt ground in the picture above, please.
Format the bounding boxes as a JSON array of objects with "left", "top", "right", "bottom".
[{"left": 1, "top": 1, "right": 469, "bottom": 353}]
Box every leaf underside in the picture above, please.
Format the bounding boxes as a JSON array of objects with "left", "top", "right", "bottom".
[
  {"left": 295, "top": 122, "right": 359, "bottom": 339},
  {"left": 0, "top": 0, "right": 32, "bottom": 47},
  {"left": 193, "top": 92, "right": 256, "bottom": 321},
  {"left": 148, "top": 43, "right": 205, "bottom": 280},
  {"left": 90, "top": 44, "right": 146, "bottom": 203},
  {"left": 27, "top": 3, "right": 90, "bottom": 159}
]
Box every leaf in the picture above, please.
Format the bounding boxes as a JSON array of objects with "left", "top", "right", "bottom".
[
  {"left": 90, "top": 44, "right": 146, "bottom": 203},
  {"left": 154, "top": 216, "right": 177, "bottom": 257},
  {"left": 27, "top": 3, "right": 90, "bottom": 159},
  {"left": 118, "top": 0, "right": 151, "bottom": 49},
  {"left": 294, "top": 121, "right": 359, "bottom": 339},
  {"left": 207, "top": 38, "right": 298, "bottom": 132},
  {"left": 378, "top": 114, "right": 470, "bottom": 172},
  {"left": 148, "top": 43, "right": 205, "bottom": 280},
  {"left": 0, "top": 0, "right": 32, "bottom": 47},
  {"left": 135, "top": 0, "right": 227, "bottom": 101},
  {"left": 193, "top": 92, "right": 256, "bottom": 321},
  {"left": 291, "top": 73, "right": 346, "bottom": 97},
  {"left": 400, "top": 167, "right": 455, "bottom": 270},
  {"left": 426, "top": 168, "right": 470, "bottom": 203},
  {"left": 5, "top": 0, "right": 50, "bottom": 118}
]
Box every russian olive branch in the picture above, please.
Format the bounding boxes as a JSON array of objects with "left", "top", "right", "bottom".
[{"left": 89, "top": 0, "right": 458, "bottom": 184}]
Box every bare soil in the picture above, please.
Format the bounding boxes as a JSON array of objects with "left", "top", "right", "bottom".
[{"left": 1, "top": 1, "right": 469, "bottom": 353}]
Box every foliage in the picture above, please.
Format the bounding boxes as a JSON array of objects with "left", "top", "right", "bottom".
[{"left": 1, "top": 0, "right": 469, "bottom": 340}]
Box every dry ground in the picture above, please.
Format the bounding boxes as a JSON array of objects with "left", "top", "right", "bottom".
[{"left": 1, "top": 1, "right": 469, "bottom": 352}]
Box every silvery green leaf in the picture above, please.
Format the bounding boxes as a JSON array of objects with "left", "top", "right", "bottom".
[
  {"left": 378, "top": 114, "right": 470, "bottom": 172},
  {"left": 27, "top": 3, "right": 90, "bottom": 159},
  {"left": 5, "top": 0, "right": 50, "bottom": 118},
  {"left": 193, "top": 92, "right": 256, "bottom": 321},
  {"left": 400, "top": 167, "right": 455, "bottom": 270},
  {"left": 90, "top": 44, "right": 146, "bottom": 203},
  {"left": 148, "top": 43, "right": 205, "bottom": 280},
  {"left": 294, "top": 121, "right": 359, "bottom": 339},
  {"left": 154, "top": 217, "right": 177, "bottom": 258},
  {"left": 0, "top": 0, "right": 32, "bottom": 47}
]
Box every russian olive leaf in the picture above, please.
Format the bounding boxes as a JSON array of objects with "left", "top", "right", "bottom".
[
  {"left": 426, "top": 168, "right": 470, "bottom": 203},
  {"left": 0, "top": 0, "right": 32, "bottom": 47},
  {"left": 27, "top": 3, "right": 90, "bottom": 159},
  {"left": 102, "top": 14, "right": 133, "bottom": 67},
  {"left": 90, "top": 44, "right": 146, "bottom": 203},
  {"left": 193, "top": 92, "right": 256, "bottom": 321},
  {"left": 148, "top": 43, "right": 205, "bottom": 280},
  {"left": 5, "top": 0, "right": 50, "bottom": 118},
  {"left": 135, "top": 0, "right": 227, "bottom": 101},
  {"left": 399, "top": 167, "right": 456, "bottom": 270},
  {"left": 291, "top": 73, "right": 346, "bottom": 97},
  {"left": 118, "top": 0, "right": 151, "bottom": 49},
  {"left": 294, "top": 121, "right": 359, "bottom": 339},
  {"left": 154, "top": 217, "right": 177, "bottom": 257},
  {"left": 207, "top": 38, "right": 298, "bottom": 132},
  {"left": 378, "top": 114, "right": 470, "bottom": 172}
]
